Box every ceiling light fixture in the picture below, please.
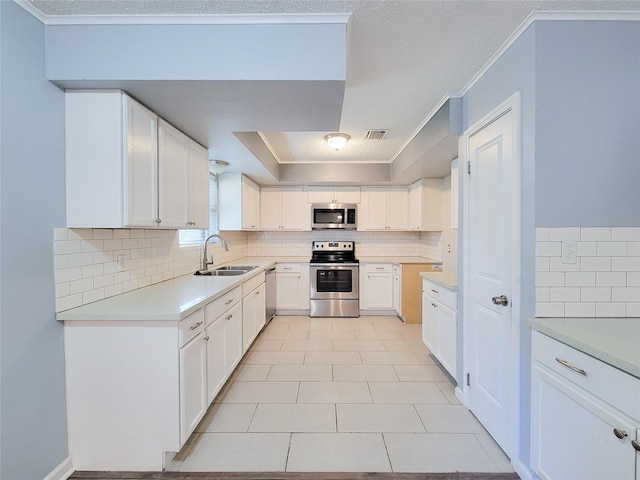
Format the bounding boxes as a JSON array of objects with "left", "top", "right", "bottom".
[
  {"left": 324, "top": 133, "right": 351, "bottom": 150},
  {"left": 209, "top": 159, "right": 230, "bottom": 176}
]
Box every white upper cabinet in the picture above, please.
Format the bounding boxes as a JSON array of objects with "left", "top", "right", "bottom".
[
  {"left": 408, "top": 179, "right": 444, "bottom": 232},
  {"left": 360, "top": 187, "right": 409, "bottom": 231},
  {"left": 307, "top": 186, "right": 361, "bottom": 204},
  {"left": 260, "top": 187, "right": 308, "bottom": 230},
  {"left": 218, "top": 173, "right": 261, "bottom": 230},
  {"left": 66, "top": 90, "right": 209, "bottom": 229}
]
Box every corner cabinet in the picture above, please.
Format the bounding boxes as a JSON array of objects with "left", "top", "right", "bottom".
[
  {"left": 409, "top": 179, "right": 444, "bottom": 232},
  {"left": 218, "top": 173, "right": 261, "bottom": 230},
  {"left": 421, "top": 277, "right": 457, "bottom": 378},
  {"left": 260, "top": 187, "right": 309, "bottom": 231},
  {"left": 65, "top": 90, "right": 209, "bottom": 229},
  {"left": 531, "top": 331, "right": 640, "bottom": 480}
]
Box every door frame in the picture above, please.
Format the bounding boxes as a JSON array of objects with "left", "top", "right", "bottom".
[{"left": 461, "top": 92, "right": 522, "bottom": 465}]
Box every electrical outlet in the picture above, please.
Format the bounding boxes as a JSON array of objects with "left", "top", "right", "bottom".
[
  {"left": 117, "top": 253, "right": 127, "bottom": 271},
  {"left": 561, "top": 240, "right": 577, "bottom": 264}
]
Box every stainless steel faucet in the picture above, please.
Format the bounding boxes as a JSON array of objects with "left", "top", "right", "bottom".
[{"left": 202, "top": 234, "right": 229, "bottom": 271}]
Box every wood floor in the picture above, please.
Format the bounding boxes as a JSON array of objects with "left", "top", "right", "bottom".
[{"left": 70, "top": 472, "right": 520, "bottom": 480}]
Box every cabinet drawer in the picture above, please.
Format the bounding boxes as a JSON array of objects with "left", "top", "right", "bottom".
[
  {"left": 276, "top": 263, "right": 302, "bottom": 273},
  {"left": 364, "top": 264, "right": 392, "bottom": 273},
  {"left": 243, "top": 271, "right": 266, "bottom": 297},
  {"left": 180, "top": 308, "right": 205, "bottom": 347},
  {"left": 204, "top": 286, "right": 241, "bottom": 326},
  {"left": 533, "top": 331, "right": 640, "bottom": 420},
  {"left": 422, "top": 279, "right": 457, "bottom": 310}
]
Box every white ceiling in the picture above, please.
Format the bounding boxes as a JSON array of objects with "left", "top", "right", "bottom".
[{"left": 24, "top": 0, "right": 639, "bottom": 185}]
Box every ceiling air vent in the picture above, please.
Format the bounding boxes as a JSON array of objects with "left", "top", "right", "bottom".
[{"left": 365, "top": 129, "right": 388, "bottom": 140}]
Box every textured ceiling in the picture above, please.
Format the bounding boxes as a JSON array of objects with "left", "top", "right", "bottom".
[{"left": 24, "top": 0, "right": 640, "bottom": 185}]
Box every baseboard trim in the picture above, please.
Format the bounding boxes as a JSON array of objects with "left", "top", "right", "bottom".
[
  {"left": 514, "top": 458, "right": 536, "bottom": 480},
  {"left": 43, "top": 456, "right": 74, "bottom": 480}
]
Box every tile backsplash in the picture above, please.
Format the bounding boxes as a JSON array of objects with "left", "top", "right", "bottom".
[
  {"left": 54, "top": 228, "right": 442, "bottom": 313},
  {"left": 535, "top": 227, "right": 639, "bottom": 317},
  {"left": 53, "top": 228, "right": 247, "bottom": 313}
]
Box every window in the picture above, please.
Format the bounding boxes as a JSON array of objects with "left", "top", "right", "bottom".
[{"left": 179, "top": 175, "right": 218, "bottom": 245}]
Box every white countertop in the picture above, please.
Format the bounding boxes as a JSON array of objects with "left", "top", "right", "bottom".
[
  {"left": 529, "top": 317, "right": 640, "bottom": 379},
  {"left": 419, "top": 271, "right": 458, "bottom": 291},
  {"left": 359, "top": 256, "right": 442, "bottom": 265},
  {"left": 57, "top": 258, "right": 276, "bottom": 322}
]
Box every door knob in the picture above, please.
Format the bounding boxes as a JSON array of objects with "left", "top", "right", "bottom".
[{"left": 491, "top": 295, "right": 509, "bottom": 306}]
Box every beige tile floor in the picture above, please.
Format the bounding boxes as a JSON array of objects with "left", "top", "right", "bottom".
[{"left": 168, "top": 315, "right": 514, "bottom": 473}]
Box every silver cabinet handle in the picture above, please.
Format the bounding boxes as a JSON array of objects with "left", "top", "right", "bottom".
[
  {"left": 613, "top": 428, "right": 628, "bottom": 439},
  {"left": 492, "top": 295, "right": 509, "bottom": 306},
  {"left": 226, "top": 314, "right": 232, "bottom": 320},
  {"left": 631, "top": 440, "right": 640, "bottom": 451},
  {"left": 431, "top": 288, "right": 439, "bottom": 294},
  {"left": 204, "top": 335, "right": 209, "bottom": 341},
  {"left": 190, "top": 321, "right": 203, "bottom": 330},
  {"left": 225, "top": 299, "right": 234, "bottom": 305},
  {"left": 555, "top": 357, "right": 587, "bottom": 376}
]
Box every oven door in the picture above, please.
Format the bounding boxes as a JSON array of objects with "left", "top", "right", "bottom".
[{"left": 310, "top": 264, "right": 359, "bottom": 300}]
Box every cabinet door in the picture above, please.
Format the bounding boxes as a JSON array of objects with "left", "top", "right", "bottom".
[
  {"left": 362, "top": 188, "right": 388, "bottom": 230},
  {"left": 307, "top": 186, "right": 334, "bottom": 203},
  {"left": 363, "top": 272, "right": 393, "bottom": 309},
  {"left": 242, "top": 176, "right": 261, "bottom": 229},
  {"left": 408, "top": 182, "right": 422, "bottom": 231},
  {"left": 387, "top": 187, "right": 409, "bottom": 230},
  {"left": 436, "top": 303, "right": 456, "bottom": 377},
  {"left": 205, "top": 317, "right": 226, "bottom": 404},
  {"left": 280, "top": 187, "right": 308, "bottom": 230},
  {"left": 335, "top": 186, "right": 361, "bottom": 204},
  {"left": 532, "top": 365, "right": 637, "bottom": 480},
  {"left": 393, "top": 268, "right": 401, "bottom": 315},
  {"left": 179, "top": 333, "right": 207, "bottom": 444},
  {"left": 421, "top": 293, "right": 437, "bottom": 353},
  {"left": 421, "top": 179, "right": 444, "bottom": 231},
  {"left": 276, "top": 272, "right": 303, "bottom": 310},
  {"left": 158, "top": 119, "right": 189, "bottom": 228},
  {"left": 260, "top": 188, "right": 281, "bottom": 230},
  {"left": 225, "top": 303, "right": 243, "bottom": 374},
  {"left": 188, "top": 141, "right": 210, "bottom": 229},
  {"left": 124, "top": 97, "right": 158, "bottom": 227},
  {"left": 242, "top": 284, "right": 266, "bottom": 353}
]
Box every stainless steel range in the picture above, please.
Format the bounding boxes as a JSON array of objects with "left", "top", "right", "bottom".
[{"left": 309, "top": 241, "right": 359, "bottom": 318}]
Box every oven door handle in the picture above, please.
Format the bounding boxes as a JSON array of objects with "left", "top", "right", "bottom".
[{"left": 310, "top": 263, "right": 360, "bottom": 268}]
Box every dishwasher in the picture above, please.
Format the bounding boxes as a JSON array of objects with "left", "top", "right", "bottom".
[{"left": 265, "top": 266, "right": 276, "bottom": 323}]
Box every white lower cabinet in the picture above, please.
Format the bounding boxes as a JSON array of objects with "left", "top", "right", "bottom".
[
  {"left": 421, "top": 278, "right": 457, "bottom": 378},
  {"left": 179, "top": 327, "right": 207, "bottom": 445},
  {"left": 275, "top": 263, "right": 310, "bottom": 312},
  {"left": 393, "top": 264, "right": 402, "bottom": 316},
  {"left": 242, "top": 274, "right": 266, "bottom": 353},
  {"left": 360, "top": 264, "right": 394, "bottom": 312},
  {"left": 531, "top": 331, "right": 640, "bottom": 480}
]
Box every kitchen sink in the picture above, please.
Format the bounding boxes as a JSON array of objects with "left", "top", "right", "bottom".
[{"left": 194, "top": 265, "right": 258, "bottom": 276}]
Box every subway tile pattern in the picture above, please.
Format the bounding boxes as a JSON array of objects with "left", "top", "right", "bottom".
[
  {"left": 247, "top": 231, "right": 442, "bottom": 259},
  {"left": 536, "top": 227, "right": 640, "bottom": 317},
  {"left": 53, "top": 228, "right": 248, "bottom": 312}
]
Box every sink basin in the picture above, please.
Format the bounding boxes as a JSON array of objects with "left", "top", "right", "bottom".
[{"left": 194, "top": 265, "right": 258, "bottom": 276}]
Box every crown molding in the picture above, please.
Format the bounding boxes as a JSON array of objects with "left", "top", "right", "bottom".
[
  {"left": 14, "top": 2, "right": 351, "bottom": 27},
  {"left": 459, "top": 10, "right": 640, "bottom": 97}
]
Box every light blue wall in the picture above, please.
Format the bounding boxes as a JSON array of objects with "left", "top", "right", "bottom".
[
  {"left": 535, "top": 20, "right": 640, "bottom": 227},
  {"left": 461, "top": 23, "right": 537, "bottom": 468},
  {"left": 0, "top": 2, "right": 68, "bottom": 479}
]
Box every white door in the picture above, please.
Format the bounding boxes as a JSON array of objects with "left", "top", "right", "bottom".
[{"left": 465, "top": 98, "right": 519, "bottom": 459}]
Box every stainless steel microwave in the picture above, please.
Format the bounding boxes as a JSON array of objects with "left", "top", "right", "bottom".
[{"left": 311, "top": 203, "right": 357, "bottom": 230}]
